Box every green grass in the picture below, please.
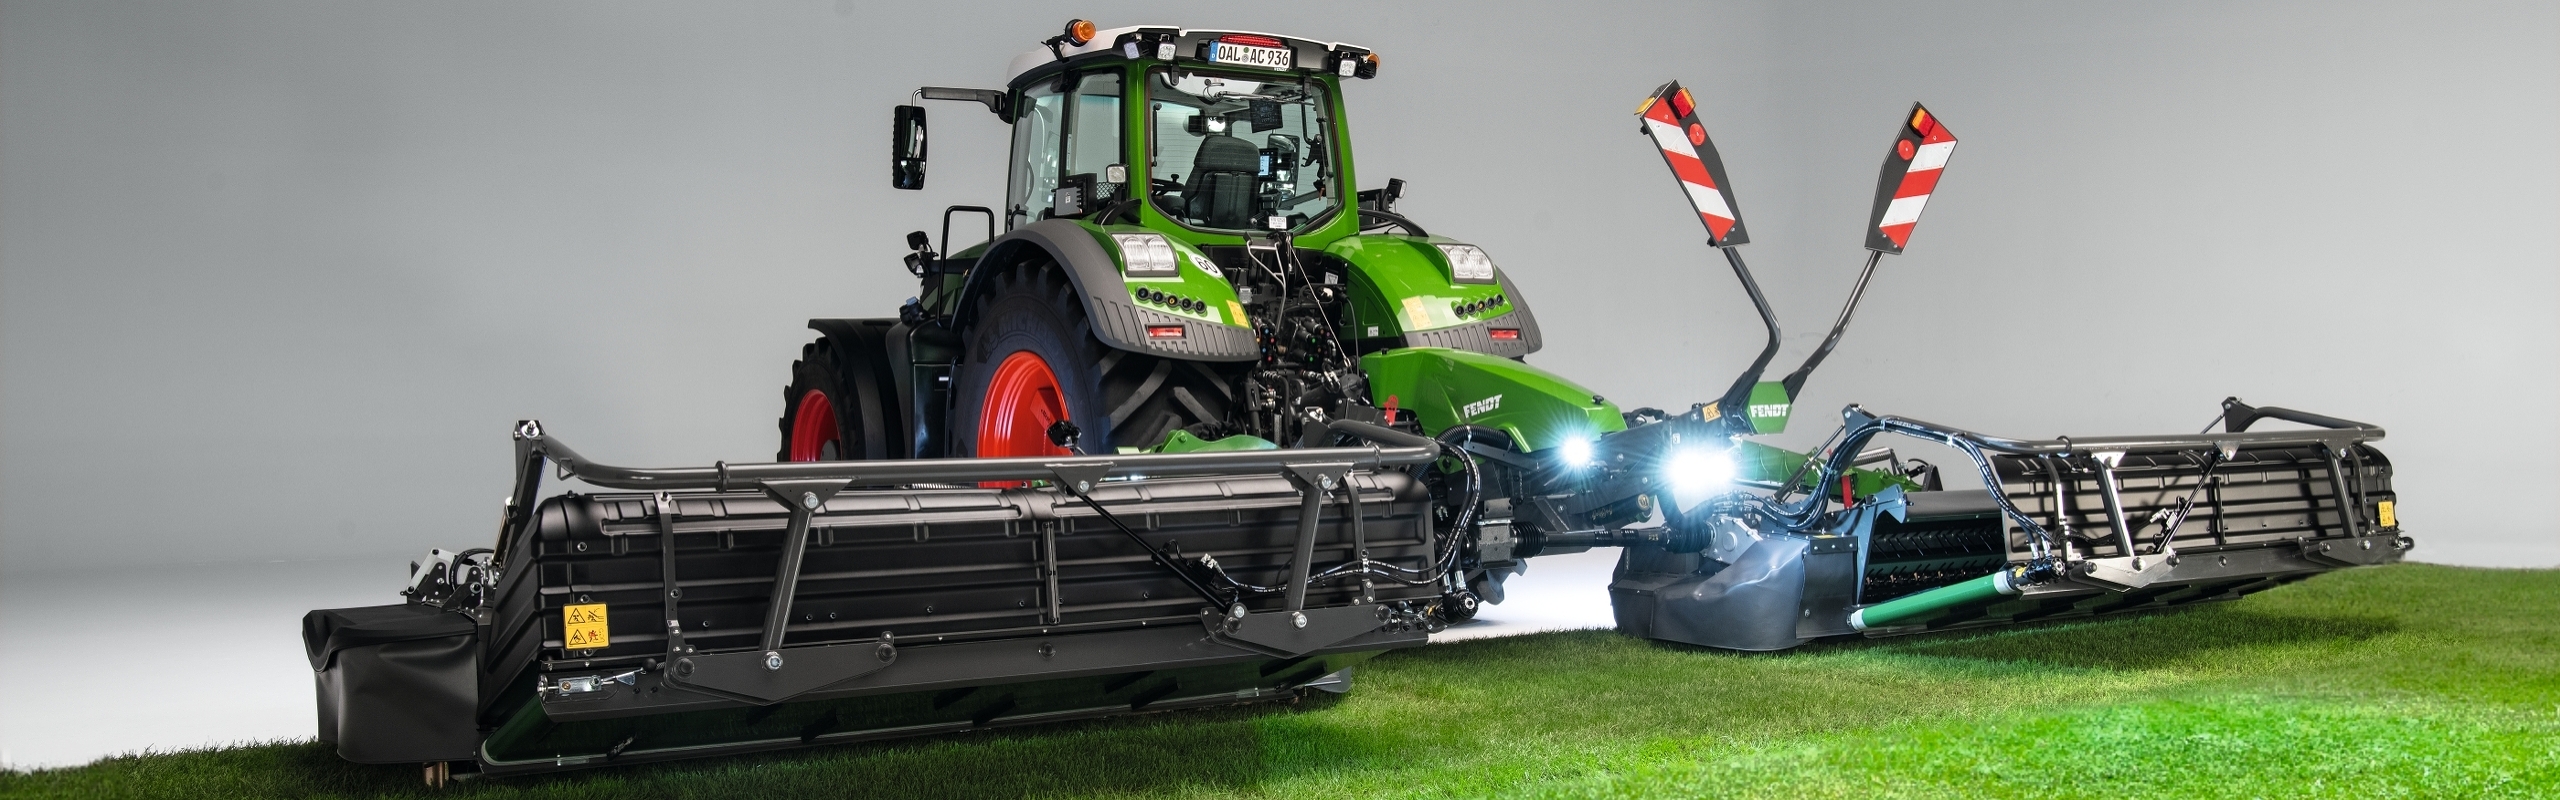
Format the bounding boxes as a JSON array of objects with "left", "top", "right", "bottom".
[{"left": 8, "top": 563, "right": 2556, "bottom": 799}]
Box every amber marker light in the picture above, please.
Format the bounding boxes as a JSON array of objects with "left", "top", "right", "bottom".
[{"left": 1063, "top": 19, "right": 1096, "bottom": 46}]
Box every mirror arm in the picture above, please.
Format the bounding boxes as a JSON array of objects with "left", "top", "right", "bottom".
[{"left": 918, "top": 87, "right": 1010, "bottom": 118}]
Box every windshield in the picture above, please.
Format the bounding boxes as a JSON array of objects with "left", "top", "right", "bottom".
[{"left": 1145, "top": 69, "right": 1337, "bottom": 232}]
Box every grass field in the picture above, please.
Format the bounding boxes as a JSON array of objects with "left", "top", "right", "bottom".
[{"left": 6, "top": 563, "right": 2555, "bottom": 799}]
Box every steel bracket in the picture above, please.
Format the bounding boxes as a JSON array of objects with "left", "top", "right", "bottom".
[
  {"left": 666, "top": 639, "right": 898, "bottom": 706},
  {"left": 1209, "top": 604, "right": 1383, "bottom": 657}
]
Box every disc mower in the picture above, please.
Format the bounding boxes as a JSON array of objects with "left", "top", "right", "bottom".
[{"left": 303, "top": 20, "right": 2408, "bottom": 782}]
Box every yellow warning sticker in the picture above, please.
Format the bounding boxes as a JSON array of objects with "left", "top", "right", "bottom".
[
  {"left": 563, "top": 603, "right": 610, "bottom": 650},
  {"left": 1228, "top": 300, "right": 1247, "bottom": 326},
  {"left": 2376, "top": 500, "right": 2395, "bottom": 528},
  {"left": 1402, "top": 296, "right": 1431, "bottom": 330}
]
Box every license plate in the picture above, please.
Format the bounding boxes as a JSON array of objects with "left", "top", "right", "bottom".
[{"left": 1210, "top": 41, "right": 1293, "bottom": 70}]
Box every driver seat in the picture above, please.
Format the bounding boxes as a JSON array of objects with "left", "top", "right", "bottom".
[{"left": 1184, "top": 134, "right": 1260, "bottom": 229}]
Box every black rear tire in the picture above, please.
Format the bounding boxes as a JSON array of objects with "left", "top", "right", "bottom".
[
  {"left": 777, "top": 327, "right": 903, "bottom": 461},
  {"left": 953, "top": 261, "right": 1238, "bottom": 455}
]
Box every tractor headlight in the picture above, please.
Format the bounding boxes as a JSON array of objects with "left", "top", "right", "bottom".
[
  {"left": 1113, "top": 233, "right": 1180, "bottom": 277},
  {"left": 1435, "top": 244, "right": 1497, "bottom": 284},
  {"left": 1664, "top": 447, "right": 1737, "bottom": 512},
  {"left": 1556, "top": 436, "right": 1595, "bottom": 469}
]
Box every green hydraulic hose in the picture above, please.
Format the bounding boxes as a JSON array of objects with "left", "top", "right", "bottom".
[{"left": 1848, "top": 569, "right": 2021, "bottom": 631}]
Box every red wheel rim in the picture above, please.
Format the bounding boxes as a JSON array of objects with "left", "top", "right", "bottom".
[
  {"left": 787, "top": 389, "right": 840, "bottom": 462},
  {"left": 976, "top": 350, "right": 1071, "bottom": 458}
]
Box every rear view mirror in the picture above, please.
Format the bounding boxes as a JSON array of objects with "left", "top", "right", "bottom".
[{"left": 892, "top": 105, "right": 928, "bottom": 190}]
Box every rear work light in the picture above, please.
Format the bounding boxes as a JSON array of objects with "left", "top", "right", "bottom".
[{"left": 1146, "top": 325, "right": 1187, "bottom": 339}]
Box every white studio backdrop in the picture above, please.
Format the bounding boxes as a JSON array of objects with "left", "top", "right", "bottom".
[{"left": 3, "top": 0, "right": 2552, "bottom": 579}]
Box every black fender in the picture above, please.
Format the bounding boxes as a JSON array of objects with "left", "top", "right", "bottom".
[
  {"left": 803, "top": 318, "right": 908, "bottom": 460},
  {"left": 954, "top": 219, "right": 1257, "bottom": 362}
]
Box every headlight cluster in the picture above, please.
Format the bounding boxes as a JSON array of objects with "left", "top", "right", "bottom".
[
  {"left": 1435, "top": 244, "right": 1497, "bottom": 284},
  {"left": 1113, "top": 233, "right": 1180, "bottom": 277}
]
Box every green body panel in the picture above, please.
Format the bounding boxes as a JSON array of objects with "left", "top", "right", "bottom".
[
  {"left": 1325, "top": 234, "right": 1515, "bottom": 339},
  {"left": 1745, "top": 381, "right": 1792, "bottom": 434},
  {"left": 1853, "top": 571, "right": 2012, "bottom": 628},
  {"left": 1360, "top": 347, "right": 1623, "bottom": 452},
  {"left": 1151, "top": 429, "right": 1278, "bottom": 453}
]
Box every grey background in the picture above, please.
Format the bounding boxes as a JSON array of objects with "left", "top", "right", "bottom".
[{"left": 4, "top": 0, "right": 2554, "bottom": 578}]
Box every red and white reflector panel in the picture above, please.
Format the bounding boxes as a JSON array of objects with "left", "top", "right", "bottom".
[
  {"left": 1636, "top": 81, "right": 1748, "bottom": 246},
  {"left": 1864, "top": 103, "right": 1956, "bottom": 254}
]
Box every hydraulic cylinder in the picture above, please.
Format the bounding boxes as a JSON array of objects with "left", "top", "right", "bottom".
[{"left": 1847, "top": 569, "right": 2018, "bottom": 630}]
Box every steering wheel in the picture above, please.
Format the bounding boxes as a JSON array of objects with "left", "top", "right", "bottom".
[{"left": 1150, "top": 178, "right": 1184, "bottom": 195}]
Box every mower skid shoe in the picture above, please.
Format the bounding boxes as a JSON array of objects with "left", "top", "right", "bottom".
[{"left": 1609, "top": 537, "right": 1812, "bottom": 652}]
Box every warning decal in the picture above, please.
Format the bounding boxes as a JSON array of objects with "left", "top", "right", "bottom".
[{"left": 563, "top": 603, "right": 610, "bottom": 650}]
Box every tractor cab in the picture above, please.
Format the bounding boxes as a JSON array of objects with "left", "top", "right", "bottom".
[{"left": 917, "top": 23, "right": 1377, "bottom": 246}]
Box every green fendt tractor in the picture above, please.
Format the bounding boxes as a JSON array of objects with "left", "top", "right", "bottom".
[{"left": 304, "top": 20, "right": 2408, "bottom": 782}]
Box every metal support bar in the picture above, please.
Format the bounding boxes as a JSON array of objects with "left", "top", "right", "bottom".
[
  {"left": 1283, "top": 474, "right": 1329, "bottom": 613},
  {"left": 1842, "top": 405, "right": 2384, "bottom": 458},
  {"left": 2347, "top": 447, "right": 2372, "bottom": 527},
  {"left": 655, "top": 492, "right": 688, "bottom": 658},
  {"left": 511, "top": 419, "right": 1433, "bottom": 494},
  {"left": 1347, "top": 473, "right": 1369, "bottom": 601},
  {"left": 2089, "top": 452, "right": 2140, "bottom": 566},
  {"left": 1711, "top": 246, "right": 1784, "bottom": 432},
  {"left": 755, "top": 480, "right": 850, "bottom": 654},
  {"left": 1040, "top": 521, "right": 1061, "bottom": 625},
  {"left": 2036, "top": 457, "right": 2076, "bottom": 562},
  {"left": 761, "top": 505, "right": 815, "bottom": 652},
  {"left": 1053, "top": 471, "right": 1228, "bottom": 609},
  {"left": 1778, "top": 250, "right": 1883, "bottom": 400},
  {"left": 2321, "top": 446, "right": 2365, "bottom": 536}
]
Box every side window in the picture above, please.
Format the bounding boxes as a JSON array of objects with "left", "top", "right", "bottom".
[
  {"left": 1005, "top": 73, "right": 1124, "bottom": 229},
  {"left": 1064, "top": 73, "right": 1122, "bottom": 195}
]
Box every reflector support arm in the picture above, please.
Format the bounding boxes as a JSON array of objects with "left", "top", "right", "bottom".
[
  {"left": 1864, "top": 103, "right": 1956, "bottom": 253},
  {"left": 1776, "top": 250, "right": 1884, "bottom": 401}
]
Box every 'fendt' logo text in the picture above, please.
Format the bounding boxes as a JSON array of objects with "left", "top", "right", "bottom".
[
  {"left": 1749, "top": 403, "right": 1789, "bottom": 419},
  {"left": 1462, "top": 395, "right": 1502, "bottom": 419}
]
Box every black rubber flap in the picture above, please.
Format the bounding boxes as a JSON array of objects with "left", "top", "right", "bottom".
[{"left": 303, "top": 604, "right": 475, "bottom": 671}]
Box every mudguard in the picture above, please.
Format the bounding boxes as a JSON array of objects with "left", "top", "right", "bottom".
[
  {"left": 958, "top": 219, "right": 1256, "bottom": 361},
  {"left": 1326, "top": 233, "right": 1541, "bottom": 358}
]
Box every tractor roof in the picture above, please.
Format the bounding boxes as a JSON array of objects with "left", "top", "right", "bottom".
[{"left": 1005, "top": 24, "right": 1375, "bottom": 86}]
